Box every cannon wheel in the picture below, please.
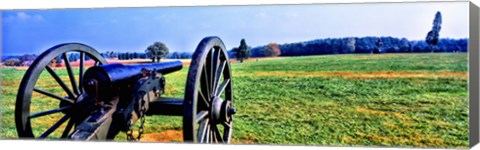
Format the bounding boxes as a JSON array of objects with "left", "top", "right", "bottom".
[
  {"left": 15, "top": 43, "right": 107, "bottom": 138},
  {"left": 183, "top": 37, "right": 235, "bottom": 143}
]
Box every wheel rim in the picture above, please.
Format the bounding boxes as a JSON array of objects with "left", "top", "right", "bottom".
[
  {"left": 15, "top": 43, "right": 107, "bottom": 139},
  {"left": 183, "top": 37, "right": 234, "bottom": 143}
]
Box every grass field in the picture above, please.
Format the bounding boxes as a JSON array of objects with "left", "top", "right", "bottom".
[{"left": 0, "top": 53, "right": 468, "bottom": 148}]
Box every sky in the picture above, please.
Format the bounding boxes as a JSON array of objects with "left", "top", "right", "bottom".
[{"left": 1, "top": 1, "right": 469, "bottom": 55}]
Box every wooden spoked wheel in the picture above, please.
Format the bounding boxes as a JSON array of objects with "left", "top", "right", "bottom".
[
  {"left": 15, "top": 43, "right": 107, "bottom": 139},
  {"left": 183, "top": 37, "right": 235, "bottom": 143}
]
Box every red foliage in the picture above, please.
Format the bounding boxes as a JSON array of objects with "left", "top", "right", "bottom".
[{"left": 264, "top": 43, "right": 281, "bottom": 57}]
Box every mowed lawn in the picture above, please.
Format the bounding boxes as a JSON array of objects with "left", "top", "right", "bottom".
[{"left": 0, "top": 53, "right": 468, "bottom": 148}]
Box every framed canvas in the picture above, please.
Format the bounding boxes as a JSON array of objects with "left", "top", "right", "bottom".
[{"left": 0, "top": 0, "right": 478, "bottom": 150}]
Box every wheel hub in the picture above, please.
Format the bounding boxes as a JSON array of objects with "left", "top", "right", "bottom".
[
  {"left": 59, "top": 94, "right": 84, "bottom": 114},
  {"left": 211, "top": 97, "right": 234, "bottom": 123}
]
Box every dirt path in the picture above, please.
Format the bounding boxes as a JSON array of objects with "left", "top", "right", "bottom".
[{"left": 140, "top": 130, "right": 183, "bottom": 142}]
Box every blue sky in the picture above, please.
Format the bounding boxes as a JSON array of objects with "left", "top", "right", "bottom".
[{"left": 1, "top": 1, "right": 469, "bottom": 55}]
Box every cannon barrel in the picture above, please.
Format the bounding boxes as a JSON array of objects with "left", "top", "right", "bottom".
[
  {"left": 83, "top": 61, "right": 183, "bottom": 98},
  {"left": 85, "top": 61, "right": 182, "bottom": 83}
]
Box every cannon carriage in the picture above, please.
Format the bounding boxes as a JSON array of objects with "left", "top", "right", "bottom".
[{"left": 15, "top": 36, "right": 235, "bottom": 143}]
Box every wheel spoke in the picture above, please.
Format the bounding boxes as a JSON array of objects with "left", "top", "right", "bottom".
[
  {"left": 79, "top": 52, "right": 85, "bottom": 93},
  {"left": 33, "top": 88, "right": 75, "bottom": 104},
  {"left": 213, "top": 61, "right": 226, "bottom": 95},
  {"left": 28, "top": 106, "right": 72, "bottom": 119},
  {"left": 211, "top": 48, "right": 221, "bottom": 96},
  {"left": 45, "top": 66, "right": 76, "bottom": 98},
  {"left": 39, "top": 114, "right": 70, "bottom": 138},
  {"left": 209, "top": 125, "right": 214, "bottom": 143},
  {"left": 197, "top": 118, "right": 209, "bottom": 143},
  {"left": 213, "top": 124, "right": 224, "bottom": 143},
  {"left": 201, "top": 63, "right": 211, "bottom": 100},
  {"left": 198, "top": 91, "right": 209, "bottom": 108},
  {"left": 205, "top": 122, "right": 210, "bottom": 143},
  {"left": 223, "top": 122, "right": 233, "bottom": 143},
  {"left": 63, "top": 53, "right": 79, "bottom": 95},
  {"left": 216, "top": 79, "right": 230, "bottom": 97},
  {"left": 61, "top": 118, "right": 75, "bottom": 138},
  {"left": 196, "top": 111, "right": 208, "bottom": 123},
  {"left": 211, "top": 124, "right": 218, "bottom": 143},
  {"left": 222, "top": 121, "right": 231, "bottom": 128},
  {"left": 205, "top": 50, "right": 212, "bottom": 98}
]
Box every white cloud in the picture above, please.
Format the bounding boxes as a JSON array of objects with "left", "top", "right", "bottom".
[{"left": 5, "top": 12, "right": 44, "bottom": 22}]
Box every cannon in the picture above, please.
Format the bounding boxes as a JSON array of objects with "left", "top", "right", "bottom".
[{"left": 15, "top": 36, "right": 235, "bottom": 143}]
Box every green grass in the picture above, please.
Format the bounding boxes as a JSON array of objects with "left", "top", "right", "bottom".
[
  {"left": 238, "top": 53, "right": 467, "bottom": 72},
  {"left": 0, "top": 53, "right": 468, "bottom": 148}
]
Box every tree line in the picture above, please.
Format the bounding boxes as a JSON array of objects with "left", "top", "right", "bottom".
[
  {"left": 2, "top": 36, "right": 468, "bottom": 67},
  {"left": 246, "top": 37, "right": 467, "bottom": 58},
  {"left": 2, "top": 50, "right": 193, "bottom": 66}
]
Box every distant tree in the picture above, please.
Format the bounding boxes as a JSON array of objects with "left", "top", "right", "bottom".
[
  {"left": 122, "top": 53, "right": 127, "bottom": 60},
  {"left": 55, "top": 55, "right": 63, "bottom": 67},
  {"left": 133, "top": 52, "right": 138, "bottom": 59},
  {"left": 264, "top": 43, "right": 281, "bottom": 57},
  {"left": 68, "top": 53, "right": 79, "bottom": 62},
  {"left": 146, "top": 42, "right": 169, "bottom": 62},
  {"left": 373, "top": 39, "right": 383, "bottom": 54},
  {"left": 399, "top": 38, "right": 410, "bottom": 52},
  {"left": 233, "top": 39, "right": 251, "bottom": 63},
  {"left": 231, "top": 47, "right": 239, "bottom": 58},
  {"left": 180, "top": 52, "right": 192, "bottom": 59},
  {"left": 125, "top": 52, "right": 130, "bottom": 60},
  {"left": 102, "top": 51, "right": 108, "bottom": 58},
  {"left": 4, "top": 58, "right": 21, "bottom": 66},
  {"left": 170, "top": 52, "right": 180, "bottom": 59},
  {"left": 426, "top": 11, "right": 442, "bottom": 53},
  {"left": 342, "top": 38, "right": 356, "bottom": 53},
  {"left": 19, "top": 54, "right": 36, "bottom": 63},
  {"left": 110, "top": 51, "right": 116, "bottom": 58}
]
